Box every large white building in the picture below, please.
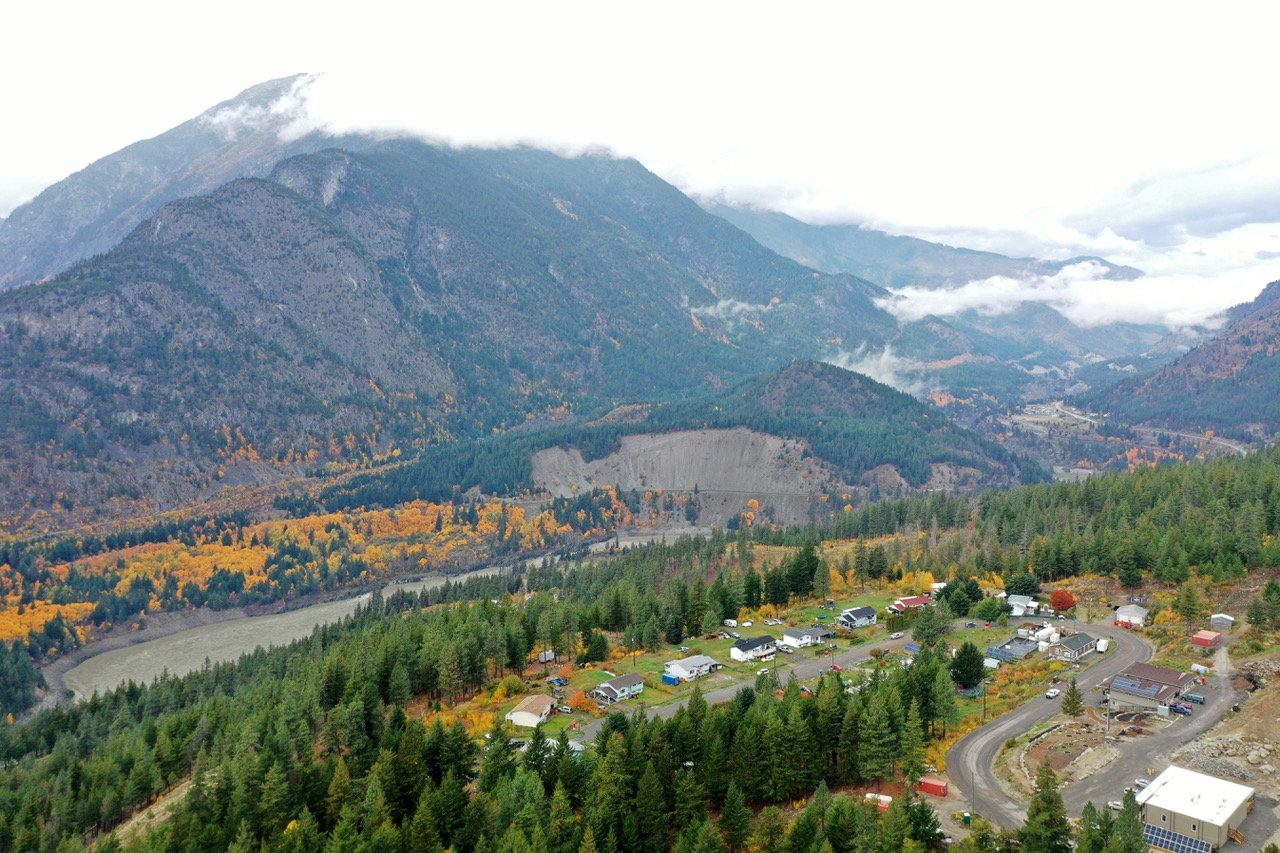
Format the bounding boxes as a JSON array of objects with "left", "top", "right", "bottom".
[
  {"left": 664, "top": 655, "right": 721, "bottom": 681},
  {"left": 505, "top": 695, "right": 555, "bottom": 728},
  {"left": 1136, "top": 766, "right": 1255, "bottom": 849}
]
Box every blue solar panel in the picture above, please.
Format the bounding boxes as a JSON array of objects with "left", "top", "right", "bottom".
[
  {"left": 1113, "top": 676, "right": 1162, "bottom": 698},
  {"left": 1143, "top": 824, "right": 1211, "bottom": 853}
]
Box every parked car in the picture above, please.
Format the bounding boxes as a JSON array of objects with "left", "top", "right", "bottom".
[
  {"left": 1107, "top": 801, "right": 1123, "bottom": 811},
  {"left": 741, "top": 620, "right": 754, "bottom": 627},
  {"left": 1045, "top": 688, "right": 1062, "bottom": 699},
  {"left": 1134, "top": 778, "right": 1151, "bottom": 789},
  {"left": 1182, "top": 693, "right": 1206, "bottom": 704},
  {"left": 830, "top": 663, "right": 843, "bottom": 671},
  {"left": 757, "top": 668, "right": 770, "bottom": 676},
  {"left": 678, "top": 646, "right": 690, "bottom": 653},
  {"left": 964, "top": 621, "right": 977, "bottom": 628},
  {"left": 556, "top": 705, "right": 572, "bottom": 714},
  {"left": 891, "top": 632, "right": 904, "bottom": 640},
  {"left": 1170, "top": 704, "right": 1193, "bottom": 715},
  {"left": 729, "top": 631, "right": 742, "bottom": 638},
  {"left": 778, "top": 646, "right": 794, "bottom": 654}
]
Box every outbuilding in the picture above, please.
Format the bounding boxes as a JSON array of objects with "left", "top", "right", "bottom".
[
  {"left": 1114, "top": 604, "right": 1149, "bottom": 628},
  {"left": 505, "top": 695, "right": 555, "bottom": 728},
  {"left": 1209, "top": 613, "right": 1235, "bottom": 632},
  {"left": 1136, "top": 765, "right": 1255, "bottom": 849},
  {"left": 1191, "top": 630, "right": 1221, "bottom": 648}
]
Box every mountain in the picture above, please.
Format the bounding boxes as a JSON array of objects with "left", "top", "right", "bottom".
[
  {"left": 314, "top": 360, "right": 1036, "bottom": 525},
  {"left": 705, "top": 203, "right": 1142, "bottom": 289},
  {"left": 0, "top": 74, "right": 347, "bottom": 289},
  {"left": 1076, "top": 280, "right": 1280, "bottom": 438},
  {"left": 0, "top": 140, "right": 902, "bottom": 531},
  {"left": 705, "top": 203, "right": 1177, "bottom": 386}
]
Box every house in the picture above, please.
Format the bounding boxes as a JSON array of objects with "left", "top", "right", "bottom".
[
  {"left": 838, "top": 606, "right": 877, "bottom": 629},
  {"left": 1209, "top": 613, "right": 1235, "bottom": 632},
  {"left": 988, "top": 636, "right": 1039, "bottom": 662},
  {"left": 1191, "top": 630, "right": 1221, "bottom": 648},
  {"left": 1047, "top": 632, "right": 1096, "bottom": 662},
  {"left": 780, "top": 627, "right": 835, "bottom": 649},
  {"left": 1135, "top": 766, "right": 1255, "bottom": 849},
  {"left": 505, "top": 695, "right": 555, "bottom": 728},
  {"left": 1102, "top": 662, "right": 1195, "bottom": 710},
  {"left": 664, "top": 655, "right": 722, "bottom": 681},
  {"left": 888, "top": 595, "right": 932, "bottom": 614},
  {"left": 730, "top": 635, "right": 777, "bottom": 662},
  {"left": 1007, "top": 595, "right": 1039, "bottom": 617},
  {"left": 590, "top": 673, "right": 645, "bottom": 705},
  {"left": 1114, "top": 604, "right": 1149, "bottom": 628}
]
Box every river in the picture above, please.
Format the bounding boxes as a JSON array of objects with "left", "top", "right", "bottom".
[{"left": 60, "top": 566, "right": 505, "bottom": 701}]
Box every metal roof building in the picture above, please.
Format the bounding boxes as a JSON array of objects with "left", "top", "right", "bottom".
[{"left": 1136, "top": 766, "right": 1255, "bottom": 849}]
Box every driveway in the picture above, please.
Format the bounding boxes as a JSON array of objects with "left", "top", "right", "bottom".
[{"left": 946, "top": 619, "right": 1153, "bottom": 827}]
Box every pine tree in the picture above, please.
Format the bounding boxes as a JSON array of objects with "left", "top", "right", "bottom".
[
  {"left": 634, "top": 763, "right": 668, "bottom": 853},
  {"left": 547, "top": 783, "right": 580, "bottom": 853},
  {"left": 931, "top": 666, "right": 958, "bottom": 737},
  {"left": 875, "top": 799, "right": 911, "bottom": 853},
  {"left": 905, "top": 797, "right": 943, "bottom": 848},
  {"left": 405, "top": 788, "right": 444, "bottom": 853},
  {"left": 1061, "top": 677, "right": 1085, "bottom": 718},
  {"left": 951, "top": 642, "right": 985, "bottom": 689},
  {"left": 1019, "top": 762, "right": 1072, "bottom": 853},
  {"left": 579, "top": 826, "right": 600, "bottom": 853},
  {"left": 1107, "top": 789, "right": 1146, "bottom": 853},
  {"left": 911, "top": 603, "right": 951, "bottom": 647},
  {"left": 1074, "top": 802, "right": 1105, "bottom": 853},
  {"left": 720, "top": 783, "right": 750, "bottom": 853},
  {"left": 695, "top": 819, "right": 725, "bottom": 853},
  {"left": 900, "top": 701, "right": 926, "bottom": 787},
  {"left": 752, "top": 807, "right": 787, "bottom": 853},
  {"left": 837, "top": 700, "right": 861, "bottom": 782},
  {"left": 326, "top": 757, "right": 353, "bottom": 828},
  {"left": 784, "top": 812, "right": 817, "bottom": 853},
  {"left": 280, "top": 806, "right": 322, "bottom": 853},
  {"left": 858, "top": 693, "right": 896, "bottom": 789}
]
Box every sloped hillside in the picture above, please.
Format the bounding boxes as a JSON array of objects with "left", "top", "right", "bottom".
[
  {"left": 0, "top": 142, "right": 899, "bottom": 530},
  {"left": 1078, "top": 281, "right": 1280, "bottom": 438}
]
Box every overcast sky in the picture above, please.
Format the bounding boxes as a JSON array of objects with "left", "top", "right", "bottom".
[{"left": 5, "top": 1, "right": 1280, "bottom": 325}]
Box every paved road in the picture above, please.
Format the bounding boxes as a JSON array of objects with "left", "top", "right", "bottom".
[
  {"left": 1060, "top": 644, "right": 1240, "bottom": 816},
  {"left": 580, "top": 632, "right": 917, "bottom": 739},
  {"left": 946, "top": 619, "right": 1153, "bottom": 828}
]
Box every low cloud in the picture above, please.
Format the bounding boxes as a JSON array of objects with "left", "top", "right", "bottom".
[
  {"left": 689, "top": 298, "right": 777, "bottom": 322},
  {"left": 875, "top": 261, "right": 1274, "bottom": 330},
  {"left": 825, "top": 345, "right": 930, "bottom": 396},
  {"left": 202, "top": 75, "right": 317, "bottom": 141}
]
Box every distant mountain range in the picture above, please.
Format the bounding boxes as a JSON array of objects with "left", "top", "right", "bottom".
[
  {"left": 706, "top": 204, "right": 1181, "bottom": 381},
  {"left": 1077, "top": 281, "right": 1280, "bottom": 438}
]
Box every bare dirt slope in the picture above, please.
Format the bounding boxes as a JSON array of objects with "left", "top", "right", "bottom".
[{"left": 532, "top": 428, "right": 843, "bottom": 526}]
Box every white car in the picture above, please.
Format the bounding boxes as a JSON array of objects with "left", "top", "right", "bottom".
[
  {"left": 1045, "top": 688, "right": 1061, "bottom": 699},
  {"left": 1134, "top": 778, "right": 1151, "bottom": 789},
  {"left": 756, "top": 667, "right": 770, "bottom": 676},
  {"left": 891, "top": 632, "right": 904, "bottom": 640},
  {"left": 1107, "top": 801, "right": 1123, "bottom": 811}
]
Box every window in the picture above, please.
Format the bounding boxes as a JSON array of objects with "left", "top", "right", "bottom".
[
  {"left": 1161, "top": 815, "right": 1167, "bottom": 823},
  {"left": 1191, "top": 823, "right": 1197, "bottom": 832}
]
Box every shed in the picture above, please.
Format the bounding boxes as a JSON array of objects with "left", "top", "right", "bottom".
[
  {"left": 1209, "top": 613, "right": 1235, "bottom": 632},
  {"left": 919, "top": 778, "right": 948, "bottom": 797},
  {"left": 1114, "top": 604, "right": 1149, "bottom": 628},
  {"left": 1191, "top": 630, "right": 1220, "bottom": 648},
  {"left": 505, "top": 695, "right": 555, "bottom": 728}
]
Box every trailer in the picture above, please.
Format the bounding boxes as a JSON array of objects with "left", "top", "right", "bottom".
[{"left": 918, "top": 778, "right": 948, "bottom": 797}]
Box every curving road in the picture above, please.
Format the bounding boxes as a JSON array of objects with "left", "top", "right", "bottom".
[{"left": 946, "top": 619, "right": 1152, "bottom": 827}]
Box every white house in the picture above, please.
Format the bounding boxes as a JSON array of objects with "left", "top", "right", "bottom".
[
  {"left": 1114, "top": 604, "right": 1149, "bottom": 628},
  {"left": 780, "top": 627, "right": 835, "bottom": 649},
  {"left": 730, "top": 635, "right": 777, "bottom": 662},
  {"left": 1007, "top": 595, "right": 1039, "bottom": 617},
  {"left": 590, "top": 673, "right": 645, "bottom": 705},
  {"left": 838, "top": 606, "right": 877, "bottom": 629},
  {"left": 505, "top": 695, "right": 555, "bottom": 728},
  {"left": 664, "top": 655, "right": 721, "bottom": 681}
]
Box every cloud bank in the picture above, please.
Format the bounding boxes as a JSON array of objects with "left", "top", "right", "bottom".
[
  {"left": 826, "top": 345, "right": 930, "bottom": 396},
  {"left": 876, "top": 261, "right": 1275, "bottom": 329}
]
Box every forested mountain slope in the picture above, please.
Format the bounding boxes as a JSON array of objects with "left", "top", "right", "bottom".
[
  {"left": 0, "top": 141, "right": 898, "bottom": 530},
  {"left": 1077, "top": 281, "right": 1280, "bottom": 438}
]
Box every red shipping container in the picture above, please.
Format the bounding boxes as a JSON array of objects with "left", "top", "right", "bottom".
[
  {"left": 1191, "top": 630, "right": 1220, "bottom": 647},
  {"left": 918, "top": 778, "right": 948, "bottom": 797}
]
